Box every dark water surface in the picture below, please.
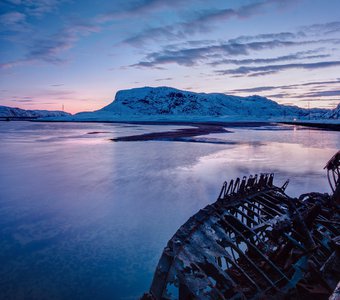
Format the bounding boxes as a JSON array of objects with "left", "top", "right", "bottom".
[{"left": 0, "top": 121, "right": 339, "bottom": 299}]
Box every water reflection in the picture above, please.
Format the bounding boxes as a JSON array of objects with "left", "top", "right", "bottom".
[{"left": 0, "top": 122, "right": 339, "bottom": 299}]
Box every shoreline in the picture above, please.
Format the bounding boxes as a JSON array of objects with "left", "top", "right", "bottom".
[
  {"left": 34, "top": 119, "right": 274, "bottom": 127},
  {"left": 1, "top": 118, "right": 339, "bottom": 131},
  {"left": 279, "top": 121, "right": 340, "bottom": 131}
]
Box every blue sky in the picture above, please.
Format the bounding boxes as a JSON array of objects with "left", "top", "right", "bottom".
[{"left": 1, "top": 0, "right": 340, "bottom": 113}]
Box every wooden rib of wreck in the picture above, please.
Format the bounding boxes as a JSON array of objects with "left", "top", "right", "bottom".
[{"left": 142, "top": 151, "right": 340, "bottom": 300}]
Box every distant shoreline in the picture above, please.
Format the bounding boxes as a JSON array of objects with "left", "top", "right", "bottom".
[
  {"left": 0, "top": 117, "right": 274, "bottom": 127},
  {"left": 1, "top": 118, "right": 339, "bottom": 131},
  {"left": 280, "top": 121, "right": 340, "bottom": 131}
]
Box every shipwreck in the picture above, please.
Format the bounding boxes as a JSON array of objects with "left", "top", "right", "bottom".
[{"left": 142, "top": 151, "right": 340, "bottom": 300}]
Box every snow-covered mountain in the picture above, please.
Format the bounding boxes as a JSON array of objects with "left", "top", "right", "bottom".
[
  {"left": 324, "top": 103, "right": 340, "bottom": 119},
  {"left": 103, "top": 86, "right": 327, "bottom": 118},
  {"left": 0, "top": 105, "right": 71, "bottom": 119},
  {"left": 73, "top": 86, "right": 329, "bottom": 121},
  {"left": 29, "top": 86, "right": 338, "bottom": 122}
]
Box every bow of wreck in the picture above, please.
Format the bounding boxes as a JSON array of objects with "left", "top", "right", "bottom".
[{"left": 143, "top": 150, "right": 340, "bottom": 300}]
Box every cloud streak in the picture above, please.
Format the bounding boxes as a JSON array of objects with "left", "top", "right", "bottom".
[
  {"left": 230, "top": 79, "right": 340, "bottom": 93},
  {"left": 301, "top": 21, "right": 340, "bottom": 35},
  {"left": 0, "top": 20, "right": 101, "bottom": 69},
  {"left": 154, "top": 77, "right": 173, "bottom": 82},
  {"left": 131, "top": 39, "right": 337, "bottom": 68},
  {"left": 295, "top": 90, "right": 340, "bottom": 98},
  {"left": 0, "top": 11, "right": 27, "bottom": 32},
  {"left": 122, "top": 0, "right": 301, "bottom": 46},
  {"left": 216, "top": 60, "right": 340, "bottom": 76},
  {"left": 96, "top": 0, "right": 195, "bottom": 23},
  {"left": 209, "top": 50, "right": 329, "bottom": 66},
  {"left": 26, "top": 34, "right": 74, "bottom": 63},
  {"left": 123, "top": 0, "right": 190, "bottom": 14},
  {"left": 9, "top": 0, "right": 62, "bottom": 17}
]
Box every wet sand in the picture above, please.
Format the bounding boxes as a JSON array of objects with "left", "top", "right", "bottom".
[{"left": 111, "top": 124, "right": 229, "bottom": 142}]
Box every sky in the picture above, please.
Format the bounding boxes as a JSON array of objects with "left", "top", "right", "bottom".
[{"left": 1, "top": 0, "right": 340, "bottom": 114}]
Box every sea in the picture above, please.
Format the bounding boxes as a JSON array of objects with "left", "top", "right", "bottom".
[{"left": 0, "top": 121, "right": 339, "bottom": 299}]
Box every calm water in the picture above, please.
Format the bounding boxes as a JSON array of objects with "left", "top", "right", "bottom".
[{"left": 0, "top": 121, "right": 339, "bottom": 300}]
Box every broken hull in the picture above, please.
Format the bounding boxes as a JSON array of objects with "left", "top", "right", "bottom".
[{"left": 143, "top": 153, "right": 340, "bottom": 299}]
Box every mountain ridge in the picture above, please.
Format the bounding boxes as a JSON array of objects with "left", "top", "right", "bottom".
[
  {"left": 0, "top": 105, "right": 71, "bottom": 118},
  {"left": 2, "top": 87, "right": 338, "bottom": 122},
  {"left": 96, "top": 86, "right": 329, "bottom": 120}
]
